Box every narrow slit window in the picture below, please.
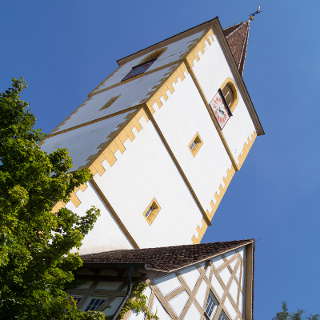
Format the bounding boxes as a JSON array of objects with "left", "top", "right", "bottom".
[
  {"left": 189, "top": 133, "right": 203, "bottom": 156},
  {"left": 84, "top": 298, "right": 106, "bottom": 311},
  {"left": 143, "top": 199, "right": 160, "bottom": 225},
  {"left": 205, "top": 291, "right": 219, "bottom": 319},
  {"left": 99, "top": 95, "right": 120, "bottom": 111}
]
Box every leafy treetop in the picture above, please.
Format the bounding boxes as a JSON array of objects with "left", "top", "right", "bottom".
[{"left": 0, "top": 79, "right": 104, "bottom": 319}]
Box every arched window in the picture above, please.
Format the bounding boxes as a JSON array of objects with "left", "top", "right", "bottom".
[{"left": 221, "top": 80, "right": 238, "bottom": 112}]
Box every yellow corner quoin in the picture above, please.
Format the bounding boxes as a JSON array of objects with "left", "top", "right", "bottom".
[
  {"left": 237, "top": 131, "right": 257, "bottom": 169},
  {"left": 186, "top": 29, "right": 214, "bottom": 67},
  {"left": 220, "top": 78, "right": 238, "bottom": 112},
  {"left": 143, "top": 199, "right": 161, "bottom": 225},
  {"left": 87, "top": 108, "right": 149, "bottom": 176},
  {"left": 146, "top": 63, "right": 188, "bottom": 112},
  {"left": 52, "top": 183, "right": 88, "bottom": 213},
  {"left": 52, "top": 108, "right": 150, "bottom": 213},
  {"left": 192, "top": 166, "right": 235, "bottom": 244},
  {"left": 189, "top": 132, "right": 203, "bottom": 157}
]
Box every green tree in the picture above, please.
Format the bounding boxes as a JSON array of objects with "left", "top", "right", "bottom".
[
  {"left": 0, "top": 79, "right": 104, "bottom": 319},
  {"left": 274, "top": 303, "right": 319, "bottom": 320}
]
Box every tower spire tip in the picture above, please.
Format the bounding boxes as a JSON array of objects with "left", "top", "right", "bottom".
[{"left": 249, "top": 5, "right": 262, "bottom": 21}]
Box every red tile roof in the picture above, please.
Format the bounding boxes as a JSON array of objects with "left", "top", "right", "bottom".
[
  {"left": 224, "top": 21, "right": 250, "bottom": 74},
  {"left": 81, "top": 239, "right": 253, "bottom": 273}
]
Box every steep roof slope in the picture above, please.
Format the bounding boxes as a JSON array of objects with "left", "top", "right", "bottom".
[
  {"left": 81, "top": 239, "right": 253, "bottom": 273},
  {"left": 224, "top": 21, "right": 250, "bottom": 74}
]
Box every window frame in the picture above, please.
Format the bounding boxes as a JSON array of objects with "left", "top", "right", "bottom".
[
  {"left": 142, "top": 199, "right": 161, "bottom": 225},
  {"left": 84, "top": 297, "right": 106, "bottom": 311},
  {"left": 189, "top": 132, "right": 203, "bottom": 157},
  {"left": 204, "top": 291, "right": 219, "bottom": 319},
  {"left": 220, "top": 78, "right": 238, "bottom": 113},
  {"left": 121, "top": 48, "right": 166, "bottom": 82}
]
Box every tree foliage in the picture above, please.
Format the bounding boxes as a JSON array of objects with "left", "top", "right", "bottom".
[
  {"left": 118, "top": 281, "right": 158, "bottom": 320},
  {"left": 0, "top": 79, "right": 104, "bottom": 319},
  {"left": 274, "top": 303, "right": 319, "bottom": 320}
]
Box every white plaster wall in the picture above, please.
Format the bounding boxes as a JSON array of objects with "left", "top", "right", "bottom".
[
  {"left": 224, "top": 296, "right": 237, "bottom": 320},
  {"left": 179, "top": 266, "right": 200, "bottom": 290},
  {"left": 95, "top": 30, "right": 205, "bottom": 91},
  {"left": 185, "top": 303, "right": 201, "bottom": 320},
  {"left": 169, "top": 291, "right": 189, "bottom": 317},
  {"left": 211, "top": 274, "right": 224, "bottom": 299},
  {"left": 229, "top": 279, "right": 238, "bottom": 305},
  {"left": 66, "top": 182, "right": 134, "bottom": 254},
  {"left": 151, "top": 296, "right": 172, "bottom": 320},
  {"left": 153, "top": 274, "right": 181, "bottom": 297},
  {"left": 56, "top": 65, "right": 177, "bottom": 132},
  {"left": 93, "top": 115, "right": 203, "bottom": 248},
  {"left": 190, "top": 33, "right": 257, "bottom": 165},
  {"left": 195, "top": 280, "right": 207, "bottom": 308},
  {"left": 42, "top": 110, "right": 136, "bottom": 171},
  {"left": 151, "top": 70, "right": 233, "bottom": 214},
  {"left": 220, "top": 265, "right": 232, "bottom": 287}
]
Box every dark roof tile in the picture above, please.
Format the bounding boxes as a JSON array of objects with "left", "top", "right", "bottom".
[
  {"left": 81, "top": 239, "right": 253, "bottom": 273},
  {"left": 224, "top": 22, "right": 250, "bottom": 74}
]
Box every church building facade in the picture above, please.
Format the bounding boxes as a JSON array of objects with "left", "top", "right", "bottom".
[{"left": 42, "top": 15, "right": 263, "bottom": 319}]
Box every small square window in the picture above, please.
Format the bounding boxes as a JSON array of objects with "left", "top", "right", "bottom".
[
  {"left": 143, "top": 199, "right": 161, "bottom": 225},
  {"left": 189, "top": 133, "right": 203, "bottom": 156},
  {"left": 84, "top": 298, "right": 106, "bottom": 311},
  {"left": 205, "top": 291, "right": 219, "bottom": 319}
]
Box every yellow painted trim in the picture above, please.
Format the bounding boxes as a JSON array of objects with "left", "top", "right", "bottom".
[
  {"left": 50, "top": 109, "right": 149, "bottom": 212},
  {"left": 220, "top": 78, "right": 239, "bottom": 112},
  {"left": 142, "top": 198, "right": 161, "bottom": 225},
  {"left": 192, "top": 166, "right": 235, "bottom": 244},
  {"left": 189, "top": 132, "right": 203, "bottom": 157},
  {"left": 146, "top": 63, "right": 188, "bottom": 111},
  {"left": 86, "top": 108, "right": 149, "bottom": 176},
  {"left": 52, "top": 183, "right": 88, "bottom": 213},
  {"left": 139, "top": 47, "right": 167, "bottom": 64},
  {"left": 237, "top": 131, "right": 257, "bottom": 169},
  {"left": 186, "top": 29, "right": 215, "bottom": 67}
]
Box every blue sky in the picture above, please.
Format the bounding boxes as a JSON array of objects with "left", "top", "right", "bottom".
[{"left": 1, "top": 0, "right": 319, "bottom": 318}]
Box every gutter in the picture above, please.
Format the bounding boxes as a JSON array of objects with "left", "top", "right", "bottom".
[{"left": 112, "top": 266, "right": 134, "bottom": 320}]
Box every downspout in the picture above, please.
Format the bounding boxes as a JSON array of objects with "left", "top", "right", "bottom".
[{"left": 112, "top": 266, "right": 134, "bottom": 320}]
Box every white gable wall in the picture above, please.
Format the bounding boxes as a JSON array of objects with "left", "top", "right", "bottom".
[
  {"left": 190, "top": 31, "right": 257, "bottom": 167},
  {"left": 147, "top": 246, "right": 248, "bottom": 319},
  {"left": 94, "top": 30, "right": 205, "bottom": 92},
  {"left": 54, "top": 65, "right": 178, "bottom": 132}
]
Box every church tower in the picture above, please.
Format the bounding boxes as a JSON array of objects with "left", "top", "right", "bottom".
[{"left": 42, "top": 17, "right": 264, "bottom": 254}]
